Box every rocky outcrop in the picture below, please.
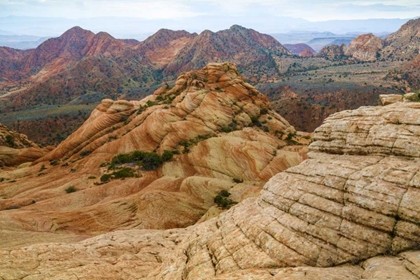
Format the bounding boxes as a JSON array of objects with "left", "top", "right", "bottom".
[
  {"left": 345, "top": 33, "right": 383, "bottom": 61},
  {"left": 0, "top": 63, "right": 306, "bottom": 237},
  {"left": 317, "top": 44, "right": 347, "bottom": 59},
  {"left": 0, "top": 123, "right": 38, "bottom": 149},
  {"left": 0, "top": 123, "right": 50, "bottom": 167},
  {"left": 381, "top": 18, "right": 420, "bottom": 60},
  {"left": 1, "top": 96, "right": 419, "bottom": 278}
]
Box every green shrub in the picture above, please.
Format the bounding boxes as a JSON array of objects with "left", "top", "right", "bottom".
[
  {"left": 100, "top": 174, "right": 112, "bottom": 182},
  {"left": 5, "top": 135, "right": 15, "bottom": 147},
  {"left": 141, "top": 153, "right": 162, "bottom": 170},
  {"left": 113, "top": 167, "right": 136, "bottom": 178},
  {"left": 65, "top": 186, "right": 77, "bottom": 193},
  {"left": 80, "top": 150, "right": 91, "bottom": 157},
  {"left": 109, "top": 150, "right": 173, "bottom": 172},
  {"left": 233, "top": 178, "right": 243, "bottom": 183},
  {"left": 146, "top": 100, "right": 155, "bottom": 107},
  {"left": 250, "top": 116, "right": 262, "bottom": 127},
  {"left": 161, "top": 150, "right": 174, "bottom": 161},
  {"left": 214, "top": 190, "right": 237, "bottom": 209}
]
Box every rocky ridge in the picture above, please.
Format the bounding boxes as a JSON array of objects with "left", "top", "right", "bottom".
[
  {"left": 0, "top": 63, "right": 307, "bottom": 243},
  {"left": 0, "top": 96, "right": 419, "bottom": 278},
  {"left": 381, "top": 18, "right": 420, "bottom": 60}
]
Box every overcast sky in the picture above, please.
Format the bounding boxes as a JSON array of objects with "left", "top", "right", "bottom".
[{"left": 0, "top": 0, "right": 419, "bottom": 37}]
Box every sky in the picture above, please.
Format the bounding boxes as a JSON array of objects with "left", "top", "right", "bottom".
[{"left": 0, "top": 0, "right": 419, "bottom": 38}]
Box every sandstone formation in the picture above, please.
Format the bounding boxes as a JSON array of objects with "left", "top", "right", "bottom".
[
  {"left": 0, "top": 98, "right": 419, "bottom": 279},
  {"left": 0, "top": 63, "right": 306, "bottom": 240},
  {"left": 317, "top": 44, "right": 347, "bottom": 59},
  {"left": 345, "top": 33, "right": 383, "bottom": 61}
]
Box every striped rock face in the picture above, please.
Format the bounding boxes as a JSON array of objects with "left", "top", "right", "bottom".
[
  {"left": 0, "top": 63, "right": 307, "bottom": 249},
  {"left": 1, "top": 95, "right": 419, "bottom": 278}
]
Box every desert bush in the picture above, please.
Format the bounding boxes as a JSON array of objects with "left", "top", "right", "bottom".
[
  {"left": 233, "top": 178, "right": 243, "bottom": 183},
  {"left": 5, "top": 135, "right": 15, "bottom": 147},
  {"left": 214, "top": 190, "right": 237, "bottom": 209},
  {"left": 65, "top": 186, "right": 77, "bottom": 193},
  {"left": 80, "top": 150, "right": 91, "bottom": 157}
]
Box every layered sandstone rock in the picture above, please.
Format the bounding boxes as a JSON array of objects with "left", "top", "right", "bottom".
[
  {"left": 0, "top": 63, "right": 306, "bottom": 239},
  {"left": 1, "top": 98, "right": 419, "bottom": 279},
  {"left": 345, "top": 33, "right": 383, "bottom": 61}
]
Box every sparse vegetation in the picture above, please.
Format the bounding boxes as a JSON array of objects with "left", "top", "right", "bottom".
[
  {"left": 80, "top": 150, "right": 91, "bottom": 157},
  {"left": 214, "top": 190, "right": 237, "bottom": 209},
  {"left": 65, "top": 186, "right": 77, "bottom": 193},
  {"left": 233, "top": 178, "right": 243, "bottom": 183},
  {"left": 5, "top": 135, "right": 15, "bottom": 147}
]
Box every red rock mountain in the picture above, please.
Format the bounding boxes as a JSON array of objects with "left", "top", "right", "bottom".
[
  {"left": 163, "top": 25, "right": 291, "bottom": 82},
  {"left": 0, "top": 25, "right": 291, "bottom": 113},
  {"left": 345, "top": 33, "right": 383, "bottom": 61},
  {"left": 284, "top": 43, "right": 316, "bottom": 56}
]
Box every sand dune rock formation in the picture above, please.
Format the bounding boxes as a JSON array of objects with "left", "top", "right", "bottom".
[
  {"left": 345, "top": 33, "right": 383, "bottom": 61},
  {"left": 1, "top": 97, "right": 419, "bottom": 278},
  {"left": 0, "top": 63, "right": 307, "bottom": 243}
]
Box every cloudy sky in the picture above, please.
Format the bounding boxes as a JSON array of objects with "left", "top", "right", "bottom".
[{"left": 0, "top": 0, "right": 419, "bottom": 37}]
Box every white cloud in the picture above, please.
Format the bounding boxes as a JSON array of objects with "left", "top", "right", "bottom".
[{"left": 0, "top": 0, "right": 418, "bottom": 22}]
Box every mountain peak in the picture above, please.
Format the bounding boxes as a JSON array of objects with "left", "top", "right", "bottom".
[
  {"left": 61, "top": 26, "right": 94, "bottom": 38},
  {"left": 229, "top": 24, "right": 247, "bottom": 31}
]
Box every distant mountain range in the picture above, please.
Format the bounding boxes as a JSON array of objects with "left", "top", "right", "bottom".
[
  {"left": 0, "top": 25, "right": 291, "bottom": 114},
  {"left": 1, "top": 18, "right": 420, "bottom": 145}
]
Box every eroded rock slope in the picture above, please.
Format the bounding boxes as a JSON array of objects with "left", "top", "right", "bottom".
[
  {"left": 0, "top": 63, "right": 306, "bottom": 243},
  {"left": 0, "top": 99, "right": 419, "bottom": 279}
]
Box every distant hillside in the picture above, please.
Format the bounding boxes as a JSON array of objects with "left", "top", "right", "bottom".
[
  {"left": 381, "top": 18, "right": 420, "bottom": 60},
  {"left": 307, "top": 37, "right": 355, "bottom": 52},
  {"left": 284, "top": 43, "right": 316, "bottom": 56}
]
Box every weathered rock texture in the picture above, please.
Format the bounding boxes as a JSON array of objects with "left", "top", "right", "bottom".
[
  {"left": 0, "top": 98, "right": 419, "bottom": 279},
  {"left": 0, "top": 63, "right": 306, "bottom": 239},
  {"left": 345, "top": 33, "right": 383, "bottom": 61}
]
